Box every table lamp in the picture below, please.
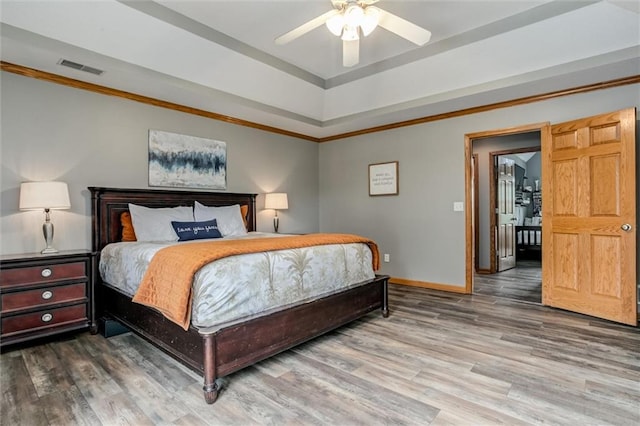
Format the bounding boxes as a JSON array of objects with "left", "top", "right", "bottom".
[
  {"left": 264, "top": 193, "right": 288, "bottom": 233},
  {"left": 19, "top": 181, "right": 71, "bottom": 253}
]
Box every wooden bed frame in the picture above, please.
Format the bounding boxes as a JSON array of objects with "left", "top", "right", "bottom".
[
  {"left": 89, "top": 187, "right": 389, "bottom": 404},
  {"left": 516, "top": 225, "right": 542, "bottom": 260}
]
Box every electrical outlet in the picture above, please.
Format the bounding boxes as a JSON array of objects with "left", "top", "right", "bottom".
[
  {"left": 453, "top": 201, "right": 464, "bottom": 212},
  {"left": 384, "top": 253, "right": 390, "bottom": 263}
]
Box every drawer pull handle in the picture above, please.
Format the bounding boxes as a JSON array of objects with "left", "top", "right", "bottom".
[
  {"left": 41, "top": 268, "right": 52, "bottom": 278},
  {"left": 41, "top": 290, "right": 53, "bottom": 300},
  {"left": 41, "top": 313, "right": 53, "bottom": 322}
]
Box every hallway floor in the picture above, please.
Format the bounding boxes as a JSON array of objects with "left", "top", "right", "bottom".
[{"left": 474, "top": 260, "right": 542, "bottom": 303}]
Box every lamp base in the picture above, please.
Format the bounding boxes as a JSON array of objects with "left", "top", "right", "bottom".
[
  {"left": 273, "top": 216, "right": 280, "bottom": 233},
  {"left": 42, "top": 212, "right": 58, "bottom": 254}
]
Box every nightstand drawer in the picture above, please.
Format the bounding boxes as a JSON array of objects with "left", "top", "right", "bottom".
[
  {"left": 0, "top": 261, "right": 86, "bottom": 288},
  {"left": 1, "top": 283, "right": 87, "bottom": 313},
  {"left": 2, "top": 304, "right": 87, "bottom": 335}
]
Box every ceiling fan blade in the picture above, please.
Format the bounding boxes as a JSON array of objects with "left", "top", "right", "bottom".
[
  {"left": 343, "top": 39, "right": 359, "bottom": 67},
  {"left": 275, "top": 9, "right": 340, "bottom": 45},
  {"left": 377, "top": 9, "right": 431, "bottom": 46}
]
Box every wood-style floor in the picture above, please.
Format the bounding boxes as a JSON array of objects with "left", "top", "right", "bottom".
[
  {"left": 474, "top": 260, "right": 542, "bottom": 303},
  {"left": 2, "top": 284, "right": 639, "bottom": 425}
]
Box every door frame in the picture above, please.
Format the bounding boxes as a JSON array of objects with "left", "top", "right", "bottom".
[
  {"left": 473, "top": 154, "right": 480, "bottom": 273},
  {"left": 465, "top": 122, "right": 550, "bottom": 293},
  {"left": 487, "top": 146, "right": 542, "bottom": 273}
]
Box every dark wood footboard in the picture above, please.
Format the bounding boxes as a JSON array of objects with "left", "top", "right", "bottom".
[
  {"left": 201, "top": 274, "right": 388, "bottom": 403},
  {"left": 99, "top": 275, "right": 389, "bottom": 403}
]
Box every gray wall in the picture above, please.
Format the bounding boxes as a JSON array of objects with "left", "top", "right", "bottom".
[
  {"left": 526, "top": 152, "right": 542, "bottom": 187},
  {"left": 524, "top": 152, "right": 542, "bottom": 217},
  {"left": 319, "top": 84, "right": 640, "bottom": 288},
  {"left": 474, "top": 134, "right": 541, "bottom": 271},
  {"left": 2, "top": 70, "right": 639, "bottom": 293},
  {"left": 0, "top": 72, "right": 319, "bottom": 255}
]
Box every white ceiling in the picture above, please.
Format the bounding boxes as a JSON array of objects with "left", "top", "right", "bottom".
[{"left": 1, "top": 0, "right": 639, "bottom": 139}]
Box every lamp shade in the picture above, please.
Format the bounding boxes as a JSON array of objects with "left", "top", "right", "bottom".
[
  {"left": 264, "top": 193, "right": 288, "bottom": 210},
  {"left": 361, "top": 6, "right": 380, "bottom": 36},
  {"left": 326, "top": 14, "right": 344, "bottom": 36},
  {"left": 19, "top": 182, "right": 71, "bottom": 210}
]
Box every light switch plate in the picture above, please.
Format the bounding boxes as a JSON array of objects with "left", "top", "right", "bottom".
[{"left": 453, "top": 202, "right": 464, "bottom": 212}]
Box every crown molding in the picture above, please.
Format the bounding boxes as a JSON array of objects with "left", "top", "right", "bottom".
[{"left": 2, "top": 61, "right": 638, "bottom": 143}]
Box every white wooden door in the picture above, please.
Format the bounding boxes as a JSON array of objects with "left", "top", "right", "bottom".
[{"left": 497, "top": 157, "right": 517, "bottom": 271}]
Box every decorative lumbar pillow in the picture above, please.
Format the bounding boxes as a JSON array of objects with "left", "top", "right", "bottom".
[
  {"left": 121, "top": 212, "right": 137, "bottom": 242},
  {"left": 194, "top": 201, "right": 247, "bottom": 237},
  {"left": 171, "top": 219, "right": 223, "bottom": 241},
  {"left": 128, "top": 203, "right": 194, "bottom": 242}
]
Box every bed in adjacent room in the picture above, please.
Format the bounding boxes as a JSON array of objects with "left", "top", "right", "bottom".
[
  {"left": 90, "top": 187, "right": 389, "bottom": 404},
  {"left": 516, "top": 225, "right": 542, "bottom": 260}
]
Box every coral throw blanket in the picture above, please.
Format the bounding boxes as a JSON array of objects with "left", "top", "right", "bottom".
[{"left": 132, "top": 233, "right": 380, "bottom": 330}]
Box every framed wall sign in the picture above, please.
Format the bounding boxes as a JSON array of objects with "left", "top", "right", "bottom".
[{"left": 369, "top": 161, "right": 399, "bottom": 196}]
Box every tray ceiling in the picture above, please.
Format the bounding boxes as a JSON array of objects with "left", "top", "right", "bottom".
[{"left": 1, "top": 0, "right": 639, "bottom": 138}]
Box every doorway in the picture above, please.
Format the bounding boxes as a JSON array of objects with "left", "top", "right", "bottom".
[
  {"left": 470, "top": 131, "right": 542, "bottom": 303},
  {"left": 469, "top": 132, "right": 542, "bottom": 268}
]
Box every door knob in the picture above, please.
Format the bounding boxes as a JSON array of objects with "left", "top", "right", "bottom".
[{"left": 621, "top": 223, "right": 632, "bottom": 232}]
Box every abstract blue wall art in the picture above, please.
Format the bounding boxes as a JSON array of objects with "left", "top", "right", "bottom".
[{"left": 148, "top": 130, "right": 227, "bottom": 189}]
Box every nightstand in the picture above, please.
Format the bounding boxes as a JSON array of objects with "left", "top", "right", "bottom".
[{"left": 0, "top": 250, "right": 96, "bottom": 347}]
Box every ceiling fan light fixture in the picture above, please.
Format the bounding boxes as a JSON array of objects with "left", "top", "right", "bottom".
[
  {"left": 326, "top": 13, "right": 344, "bottom": 36},
  {"left": 360, "top": 6, "right": 380, "bottom": 36},
  {"left": 343, "top": 4, "right": 364, "bottom": 27},
  {"left": 341, "top": 25, "right": 359, "bottom": 41},
  {"left": 276, "top": 0, "right": 432, "bottom": 68}
]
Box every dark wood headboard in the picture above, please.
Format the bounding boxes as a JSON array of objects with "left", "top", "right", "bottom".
[{"left": 89, "top": 187, "right": 257, "bottom": 252}]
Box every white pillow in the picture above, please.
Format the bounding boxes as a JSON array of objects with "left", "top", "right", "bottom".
[
  {"left": 194, "top": 201, "right": 247, "bottom": 237},
  {"left": 128, "top": 203, "right": 194, "bottom": 242}
]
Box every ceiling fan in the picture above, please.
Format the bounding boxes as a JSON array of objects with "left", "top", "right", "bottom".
[{"left": 275, "top": 0, "right": 431, "bottom": 68}]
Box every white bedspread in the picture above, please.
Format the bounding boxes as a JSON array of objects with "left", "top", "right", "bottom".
[{"left": 99, "top": 232, "right": 375, "bottom": 331}]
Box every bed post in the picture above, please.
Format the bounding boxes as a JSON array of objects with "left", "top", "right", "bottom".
[
  {"left": 381, "top": 276, "right": 389, "bottom": 318},
  {"left": 90, "top": 187, "right": 101, "bottom": 253},
  {"left": 202, "top": 333, "right": 219, "bottom": 404}
]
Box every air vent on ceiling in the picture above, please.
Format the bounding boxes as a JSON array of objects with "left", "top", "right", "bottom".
[{"left": 58, "top": 59, "right": 104, "bottom": 76}]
